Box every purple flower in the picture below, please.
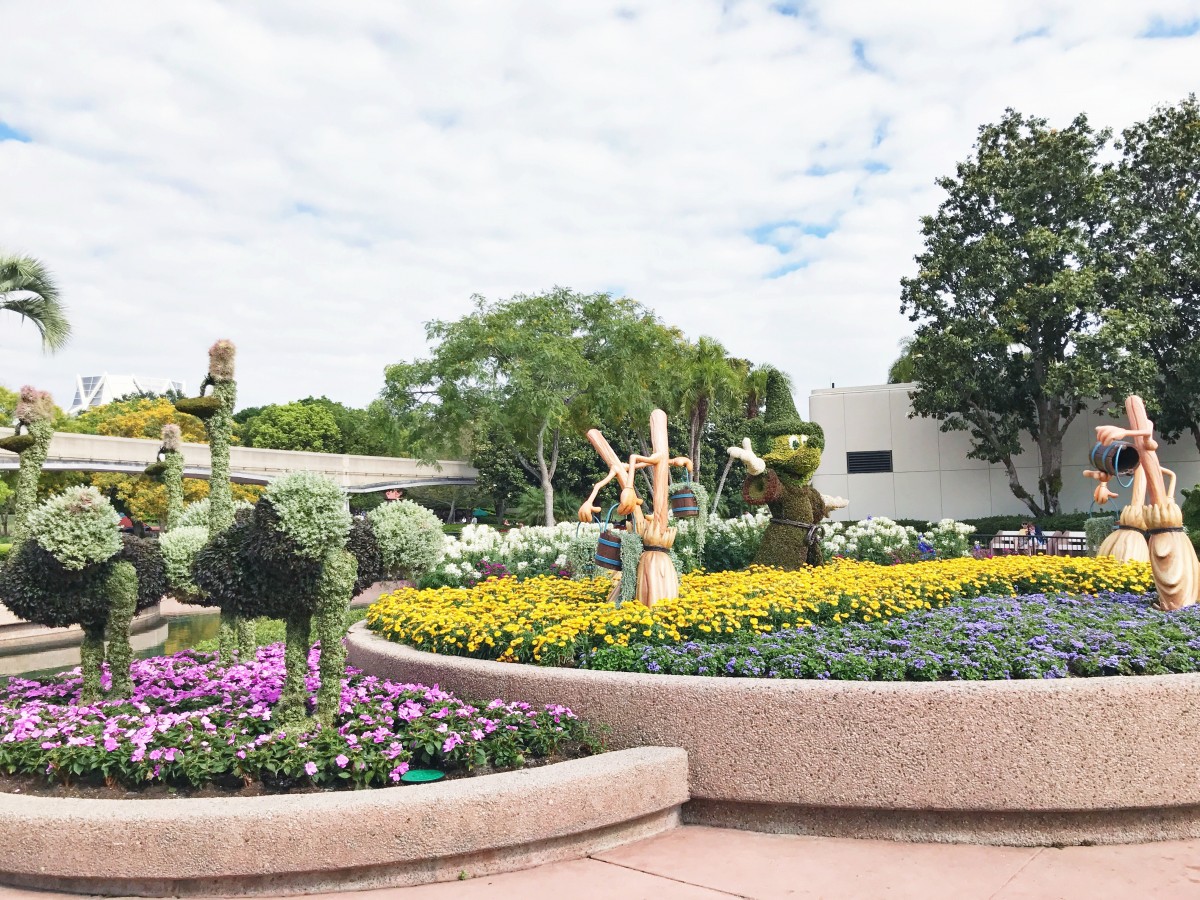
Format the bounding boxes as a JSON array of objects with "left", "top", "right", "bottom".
[
  {"left": 304, "top": 761, "right": 318, "bottom": 777},
  {"left": 335, "top": 754, "right": 349, "bottom": 768}
]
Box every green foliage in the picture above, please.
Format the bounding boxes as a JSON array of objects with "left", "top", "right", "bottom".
[
  {"left": 1106, "top": 96, "right": 1200, "bottom": 453},
  {"left": 384, "top": 288, "right": 680, "bottom": 525},
  {"left": 1085, "top": 516, "right": 1116, "bottom": 552},
  {"left": 959, "top": 514, "right": 1090, "bottom": 534},
  {"left": 511, "top": 486, "right": 583, "bottom": 526},
  {"left": 346, "top": 517, "right": 383, "bottom": 594},
  {"left": 206, "top": 379, "right": 237, "bottom": 532},
  {"left": 313, "top": 547, "right": 356, "bottom": 724},
  {"left": 0, "top": 540, "right": 114, "bottom": 630},
  {"left": 1183, "top": 486, "right": 1200, "bottom": 533},
  {"left": 28, "top": 485, "right": 122, "bottom": 570},
  {"left": 244, "top": 401, "right": 343, "bottom": 453},
  {"left": 263, "top": 472, "right": 352, "bottom": 560},
  {"left": 177, "top": 497, "right": 253, "bottom": 530},
  {"left": 0, "top": 253, "right": 70, "bottom": 352},
  {"left": 119, "top": 534, "right": 167, "bottom": 611},
  {"left": 675, "top": 336, "right": 744, "bottom": 478},
  {"left": 159, "top": 525, "right": 210, "bottom": 599},
  {"left": 702, "top": 512, "right": 769, "bottom": 571},
  {"left": 11, "top": 413, "right": 54, "bottom": 541},
  {"left": 367, "top": 499, "right": 444, "bottom": 579},
  {"left": 900, "top": 109, "right": 1144, "bottom": 518},
  {"left": 103, "top": 561, "right": 139, "bottom": 698},
  {"left": 162, "top": 450, "right": 185, "bottom": 530}
]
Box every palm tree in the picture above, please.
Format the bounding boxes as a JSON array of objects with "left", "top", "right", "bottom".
[
  {"left": 887, "top": 336, "right": 918, "bottom": 383},
  {"left": 1, "top": 254, "right": 70, "bottom": 352},
  {"left": 740, "top": 363, "right": 772, "bottom": 419},
  {"left": 677, "top": 337, "right": 743, "bottom": 479}
]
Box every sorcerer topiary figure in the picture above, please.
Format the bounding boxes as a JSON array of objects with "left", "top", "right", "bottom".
[
  {"left": 193, "top": 472, "right": 356, "bottom": 726},
  {"left": 0, "top": 385, "right": 57, "bottom": 542},
  {"left": 0, "top": 487, "right": 163, "bottom": 702},
  {"left": 144, "top": 423, "right": 185, "bottom": 531},
  {"left": 175, "top": 339, "right": 253, "bottom": 659},
  {"left": 727, "top": 370, "right": 835, "bottom": 569}
]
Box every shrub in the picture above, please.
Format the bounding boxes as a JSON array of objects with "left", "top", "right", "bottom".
[
  {"left": 702, "top": 511, "right": 769, "bottom": 572},
  {"left": 27, "top": 486, "right": 122, "bottom": 570},
  {"left": 159, "top": 525, "right": 211, "bottom": 599},
  {"left": 1183, "top": 486, "right": 1200, "bottom": 533},
  {"left": 368, "top": 500, "right": 444, "bottom": 580},
  {"left": 177, "top": 498, "right": 253, "bottom": 530},
  {"left": 0, "top": 539, "right": 114, "bottom": 630},
  {"left": 1085, "top": 516, "right": 1117, "bottom": 553},
  {"left": 263, "top": 472, "right": 351, "bottom": 560},
  {"left": 921, "top": 519, "right": 975, "bottom": 558},
  {"left": 822, "top": 516, "right": 918, "bottom": 564}
]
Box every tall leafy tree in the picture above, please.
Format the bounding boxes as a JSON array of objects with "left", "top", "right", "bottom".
[
  {"left": 1107, "top": 95, "right": 1200, "bottom": 451},
  {"left": 243, "top": 402, "right": 343, "bottom": 453},
  {"left": 384, "top": 288, "right": 676, "bottom": 525},
  {"left": 0, "top": 254, "right": 70, "bottom": 352},
  {"left": 900, "top": 109, "right": 1139, "bottom": 517},
  {"left": 675, "top": 336, "right": 744, "bottom": 478},
  {"left": 887, "top": 337, "right": 918, "bottom": 383}
]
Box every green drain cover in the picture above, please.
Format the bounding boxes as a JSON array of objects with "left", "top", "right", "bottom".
[{"left": 400, "top": 769, "right": 445, "bottom": 784}]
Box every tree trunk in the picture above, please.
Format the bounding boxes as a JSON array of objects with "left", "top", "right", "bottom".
[
  {"left": 689, "top": 398, "right": 709, "bottom": 479},
  {"left": 711, "top": 457, "right": 734, "bottom": 517},
  {"left": 535, "top": 425, "right": 560, "bottom": 527},
  {"left": 1191, "top": 424, "right": 1200, "bottom": 458}
]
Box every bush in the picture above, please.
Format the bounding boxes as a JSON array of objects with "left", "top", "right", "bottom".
[
  {"left": 262, "top": 472, "right": 351, "bottom": 560},
  {"left": 27, "top": 486, "right": 122, "bottom": 570},
  {"left": 368, "top": 500, "right": 444, "bottom": 580},
  {"left": 120, "top": 534, "right": 167, "bottom": 612},
  {"left": 1183, "top": 486, "right": 1200, "bottom": 533},
  {"left": 1085, "top": 516, "right": 1116, "bottom": 553},
  {"left": 702, "top": 511, "right": 769, "bottom": 572},
  {"left": 177, "top": 497, "right": 254, "bottom": 530},
  {"left": 159, "top": 525, "right": 210, "bottom": 599}
]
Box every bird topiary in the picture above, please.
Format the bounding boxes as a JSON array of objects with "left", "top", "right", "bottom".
[
  {"left": 0, "top": 487, "right": 142, "bottom": 700},
  {"left": 192, "top": 473, "right": 356, "bottom": 725},
  {"left": 0, "top": 386, "right": 57, "bottom": 541},
  {"left": 144, "top": 423, "right": 185, "bottom": 531}
]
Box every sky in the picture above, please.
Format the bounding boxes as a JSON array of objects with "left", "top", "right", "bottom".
[{"left": 2, "top": 1, "right": 1199, "bottom": 417}]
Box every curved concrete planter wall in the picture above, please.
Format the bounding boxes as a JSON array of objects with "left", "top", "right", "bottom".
[
  {"left": 348, "top": 623, "right": 1200, "bottom": 846},
  {"left": 0, "top": 747, "right": 687, "bottom": 897}
]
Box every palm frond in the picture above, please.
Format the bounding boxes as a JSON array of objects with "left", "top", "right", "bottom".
[{"left": 0, "top": 253, "right": 70, "bottom": 351}]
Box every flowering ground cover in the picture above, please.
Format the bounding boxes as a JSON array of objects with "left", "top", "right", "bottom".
[
  {"left": 366, "top": 556, "right": 1152, "bottom": 665},
  {"left": 581, "top": 591, "right": 1200, "bottom": 680},
  {"left": 0, "top": 644, "right": 596, "bottom": 793}
]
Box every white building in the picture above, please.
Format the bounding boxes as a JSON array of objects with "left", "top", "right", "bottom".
[
  {"left": 809, "top": 383, "right": 1200, "bottom": 521},
  {"left": 68, "top": 374, "right": 187, "bottom": 416}
]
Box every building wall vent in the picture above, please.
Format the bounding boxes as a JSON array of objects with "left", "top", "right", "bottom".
[{"left": 847, "top": 451, "right": 893, "bottom": 474}]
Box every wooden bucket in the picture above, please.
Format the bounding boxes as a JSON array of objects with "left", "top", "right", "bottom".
[
  {"left": 670, "top": 473, "right": 700, "bottom": 519},
  {"left": 594, "top": 505, "right": 623, "bottom": 570},
  {"left": 1089, "top": 441, "right": 1139, "bottom": 479}
]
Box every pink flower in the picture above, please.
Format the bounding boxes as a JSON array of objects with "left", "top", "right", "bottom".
[
  {"left": 335, "top": 754, "right": 349, "bottom": 768},
  {"left": 304, "top": 761, "right": 317, "bottom": 777}
]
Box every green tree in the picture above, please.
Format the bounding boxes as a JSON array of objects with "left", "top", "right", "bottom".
[
  {"left": 385, "top": 288, "right": 676, "bottom": 526},
  {"left": 900, "top": 109, "right": 1140, "bottom": 517},
  {"left": 675, "top": 336, "right": 744, "bottom": 478},
  {"left": 887, "top": 337, "right": 918, "bottom": 383},
  {"left": 1107, "top": 95, "right": 1200, "bottom": 451},
  {"left": 246, "top": 402, "right": 344, "bottom": 453},
  {"left": 0, "top": 254, "right": 70, "bottom": 351}
]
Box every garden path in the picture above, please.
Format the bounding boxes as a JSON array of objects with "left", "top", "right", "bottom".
[{"left": 2, "top": 825, "right": 1198, "bottom": 899}]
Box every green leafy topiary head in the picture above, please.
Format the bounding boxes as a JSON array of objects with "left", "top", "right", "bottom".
[
  {"left": 27, "top": 486, "right": 123, "bottom": 571},
  {"left": 262, "top": 472, "right": 352, "bottom": 560},
  {"left": 750, "top": 369, "right": 825, "bottom": 459}
]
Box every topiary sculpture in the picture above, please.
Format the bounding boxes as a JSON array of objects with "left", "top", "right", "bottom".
[
  {"left": 726, "top": 370, "right": 830, "bottom": 569},
  {"left": 0, "top": 386, "right": 56, "bottom": 541},
  {"left": 0, "top": 487, "right": 161, "bottom": 701},
  {"left": 143, "top": 423, "right": 185, "bottom": 531},
  {"left": 193, "top": 472, "right": 355, "bottom": 725},
  {"left": 175, "top": 340, "right": 252, "bottom": 657}
]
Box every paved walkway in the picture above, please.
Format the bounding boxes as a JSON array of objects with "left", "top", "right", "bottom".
[{"left": 3, "top": 826, "right": 1199, "bottom": 899}]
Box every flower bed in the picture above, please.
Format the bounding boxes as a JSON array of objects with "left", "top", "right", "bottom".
[
  {"left": 582, "top": 591, "right": 1200, "bottom": 680},
  {"left": 0, "top": 645, "right": 596, "bottom": 792},
  {"left": 366, "top": 556, "right": 1152, "bottom": 665}
]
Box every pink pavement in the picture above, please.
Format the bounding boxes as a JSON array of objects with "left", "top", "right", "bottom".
[{"left": 4, "top": 826, "right": 1200, "bottom": 899}]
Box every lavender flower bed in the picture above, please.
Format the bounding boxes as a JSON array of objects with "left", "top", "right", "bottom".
[
  {"left": 0, "top": 645, "right": 596, "bottom": 792},
  {"left": 582, "top": 592, "right": 1200, "bottom": 680}
]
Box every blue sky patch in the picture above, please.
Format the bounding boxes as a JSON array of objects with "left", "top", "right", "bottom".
[
  {"left": 0, "top": 121, "right": 31, "bottom": 142},
  {"left": 1141, "top": 17, "right": 1200, "bottom": 38},
  {"left": 767, "top": 260, "right": 808, "bottom": 279},
  {"left": 852, "top": 39, "right": 876, "bottom": 72},
  {"left": 1014, "top": 26, "right": 1049, "bottom": 42},
  {"left": 749, "top": 220, "right": 835, "bottom": 252}
]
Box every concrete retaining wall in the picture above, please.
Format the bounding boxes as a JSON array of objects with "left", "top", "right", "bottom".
[
  {"left": 347, "top": 623, "right": 1200, "bottom": 846},
  {"left": 0, "top": 747, "right": 687, "bottom": 896}
]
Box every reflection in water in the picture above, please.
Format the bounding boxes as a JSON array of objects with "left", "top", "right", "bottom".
[{"left": 1, "top": 615, "right": 224, "bottom": 680}]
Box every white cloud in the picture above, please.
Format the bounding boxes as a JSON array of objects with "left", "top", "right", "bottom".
[{"left": 0, "top": 0, "right": 1198, "bottom": 416}]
